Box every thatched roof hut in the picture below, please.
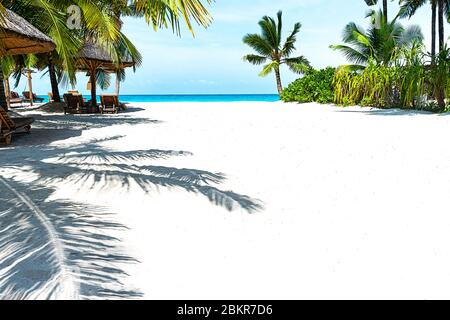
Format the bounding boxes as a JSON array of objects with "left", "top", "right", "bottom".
[
  {"left": 76, "top": 42, "right": 134, "bottom": 72},
  {"left": 0, "top": 9, "right": 55, "bottom": 56},
  {"left": 76, "top": 42, "right": 135, "bottom": 108}
]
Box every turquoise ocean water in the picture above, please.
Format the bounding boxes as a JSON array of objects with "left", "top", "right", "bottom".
[{"left": 36, "top": 94, "right": 280, "bottom": 103}]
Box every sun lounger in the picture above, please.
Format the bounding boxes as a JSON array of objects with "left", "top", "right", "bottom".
[
  {"left": 100, "top": 95, "right": 128, "bottom": 114},
  {"left": 9, "top": 91, "right": 24, "bottom": 106},
  {"left": 63, "top": 93, "right": 90, "bottom": 114},
  {"left": 100, "top": 95, "right": 120, "bottom": 114},
  {"left": 22, "top": 91, "right": 44, "bottom": 103},
  {"left": 0, "top": 106, "right": 34, "bottom": 145}
]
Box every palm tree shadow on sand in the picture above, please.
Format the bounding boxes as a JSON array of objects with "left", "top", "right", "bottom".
[{"left": 0, "top": 113, "right": 263, "bottom": 299}]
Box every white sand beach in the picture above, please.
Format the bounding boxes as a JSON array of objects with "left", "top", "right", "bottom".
[{"left": 2, "top": 102, "right": 450, "bottom": 299}]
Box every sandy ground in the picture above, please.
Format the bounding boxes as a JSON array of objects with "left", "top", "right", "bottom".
[{"left": 2, "top": 101, "right": 450, "bottom": 299}]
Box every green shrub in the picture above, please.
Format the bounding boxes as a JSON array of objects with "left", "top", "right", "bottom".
[
  {"left": 332, "top": 45, "right": 450, "bottom": 112},
  {"left": 281, "top": 67, "right": 336, "bottom": 104},
  {"left": 333, "top": 63, "right": 401, "bottom": 108}
]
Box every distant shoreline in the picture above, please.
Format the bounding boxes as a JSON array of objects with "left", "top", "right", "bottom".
[{"left": 34, "top": 93, "right": 281, "bottom": 103}]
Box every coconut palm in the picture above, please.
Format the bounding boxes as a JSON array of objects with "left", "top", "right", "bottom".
[
  {"left": 330, "top": 10, "right": 424, "bottom": 69},
  {"left": 400, "top": 0, "right": 450, "bottom": 59},
  {"left": 243, "top": 11, "right": 310, "bottom": 96}
]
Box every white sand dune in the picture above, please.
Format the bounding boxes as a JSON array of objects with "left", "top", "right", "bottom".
[{"left": 1, "top": 101, "right": 450, "bottom": 299}]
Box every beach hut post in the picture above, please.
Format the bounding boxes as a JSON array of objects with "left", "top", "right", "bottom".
[
  {"left": 27, "top": 69, "right": 34, "bottom": 106},
  {"left": 82, "top": 59, "right": 99, "bottom": 108}
]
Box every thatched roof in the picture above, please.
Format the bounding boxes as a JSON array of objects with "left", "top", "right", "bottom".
[
  {"left": 0, "top": 9, "right": 55, "bottom": 56},
  {"left": 76, "top": 42, "right": 135, "bottom": 71}
]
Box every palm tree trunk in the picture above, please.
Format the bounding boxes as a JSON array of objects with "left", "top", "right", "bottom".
[
  {"left": 438, "top": 0, "right": 445, "bottom": 52},
  {"left": 383, "top": 0, "right": 388, "bottom": 22},
  {"left": 431, "top": 0, "right": 437, "bottom": 61},
  {"left": 0, "top": 70, "right": 8, "bottom": 111},
  {"left": 4, "top": 77, "right": 10, "bottom": 110},
  {"left": 436, "top": 0, "right": 446, "bottom": 110},
  {"left": 90, "top": 72, "right": 97, "bottom": 109},
  {"left": 275, "top": 68, "right": 283, "bottom": 96},
  {"left": 48, "top": 56, "right": 61, "bottom": 103}
]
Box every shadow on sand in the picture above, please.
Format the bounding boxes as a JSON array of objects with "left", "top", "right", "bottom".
[
  {"left": 334, "top": 108, "right": 435, "bottom": 117},
  {"left": 0, "top": 111, "right": 263, "bottom": 299}
]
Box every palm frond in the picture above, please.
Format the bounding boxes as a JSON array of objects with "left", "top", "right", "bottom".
[
  {"left": 282, "top": 22, "right": 301, "bottom": 57},
  {"left": 330, "top": 44, "right": 370, "bottom": 65},
  {"left": 259, "top": 61, "right": 278, "bottom": 77},
  {"left": 398, "top": 24, "right": 424, "bottom": 48},
  {"left": 243, "top": 34, "right": 273, "bottom": 57},
  {"left": 132, "top": 0, "right": 213, "bottom": 36},
  {"left": 258, "top": 16, "right": 279, "bottom": 49},
  {"left": 284, "top": 56, "right": 311, "bottom": 74},
  {"left": 399, "top": 0, "right": 426, "bottom": 19},
  {"left": 243, "top": 54, "right": 267, "bottom": 65},
  {"left": 96, "top": 69, "right": 111, "bottom": 90}
]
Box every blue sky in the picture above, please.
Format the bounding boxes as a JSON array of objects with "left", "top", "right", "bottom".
[{"left": 23, "top": 0, "right": 447, "bottom": 95}]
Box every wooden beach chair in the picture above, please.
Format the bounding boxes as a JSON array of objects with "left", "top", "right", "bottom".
[
  {"left": 22, "top": 91, "right": 44, "bottom": 103},
  {"left": 100, "top": 95, "right": 121, "bottom": 114},
  {"left": 63, "top": 93, "right": 89, "bottom": 115},
  {"left": 9, "top": 91, "right": 24, "bottom": 106},
  {"left": 0, "top": 107, "right": 34, "bottom": 145}
]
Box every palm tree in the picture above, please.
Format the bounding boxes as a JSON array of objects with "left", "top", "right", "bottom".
[
  {"left": 437, "top": 0, "right": 450, "bottom": 50},
  {"left": 400, "top": 0, "right": 449, "bottom": 59},
  {"left": 330, "top": 10, "right": 424, "bottom": 68},
  {"left": 243, "top": 11, "right": 310, "bottom": 96},
  {"left": 365, "top": 0, "right": 391, "bottom": 22},
  {"left": 400, "top": 0, "right": 438, "bottom": 59}
]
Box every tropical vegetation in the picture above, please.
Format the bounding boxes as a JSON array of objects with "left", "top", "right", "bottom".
[
  {"left": 282, "top": 2, "right": 449, "bottom": 112},
  {"left": 0, "top": 0, "right": 213, "bottom": 106},
  {"left": 281, "top": 67, "right": 335, "bottom": 104},
  {"left": 330, "top": 10, "right": 424, "bottom": 69},
  {"left": 243, "top": 11, "right": 311, "bottom": 96},
  {"left": 400, "top": 0, "right": 450, "bottom": 59}
]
